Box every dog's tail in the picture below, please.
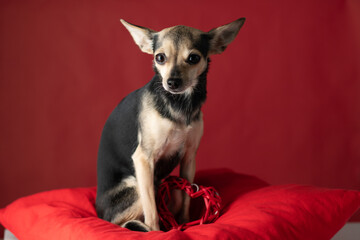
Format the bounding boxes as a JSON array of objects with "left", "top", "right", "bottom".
[{"left": 122, "top": 220, "right": 151, "bottom": 232}]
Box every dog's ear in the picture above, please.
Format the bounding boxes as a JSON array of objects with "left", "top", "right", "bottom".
[
  {"left": 120, "top": 19, "right": 156, "bottom": 54},
  {"left": 208, "top": 18, "right": 245, "bottom": 55}
]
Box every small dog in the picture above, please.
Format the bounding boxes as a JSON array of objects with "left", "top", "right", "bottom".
[{"left": 96, "top": 18, "right": 245, "bottom": 232}]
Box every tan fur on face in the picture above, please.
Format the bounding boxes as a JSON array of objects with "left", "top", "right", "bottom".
[{"left": 154, "top": 27, "right": 208, "bottom": 95}]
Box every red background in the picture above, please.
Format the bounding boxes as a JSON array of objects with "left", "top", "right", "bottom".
[{"left": 1, "top": 0, "right": 360, "bottom": 233}]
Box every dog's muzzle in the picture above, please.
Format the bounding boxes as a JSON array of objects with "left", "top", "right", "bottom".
[{"left": 167, "top": 78, "right": 182, "bottom": 91}]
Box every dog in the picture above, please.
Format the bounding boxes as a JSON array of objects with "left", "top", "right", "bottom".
[{"left": 96, "top": 18, "right": 245, "bottom": 232}]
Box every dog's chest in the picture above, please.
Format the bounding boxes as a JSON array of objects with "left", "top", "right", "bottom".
[
  {"left": 159, "top": 126, "right": 184, "bottom": 151},
  {"left": 139, "top": 106, "right": 199, "bottom": 160},
  {"left": 141, "top": 110, "right": 192, "bottom": 158}
]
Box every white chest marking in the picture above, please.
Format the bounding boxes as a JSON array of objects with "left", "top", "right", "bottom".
[{"left": 138, "top": 96, "right": 203, "bottom": 162}]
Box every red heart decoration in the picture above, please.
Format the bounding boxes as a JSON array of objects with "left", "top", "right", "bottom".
[{"left": 156, "top": 176, "right": 222, "bottom": 231}]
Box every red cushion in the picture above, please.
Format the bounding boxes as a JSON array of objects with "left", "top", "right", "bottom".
[{"left": 1, "top": 169, "right": 359, "bottom": 240}]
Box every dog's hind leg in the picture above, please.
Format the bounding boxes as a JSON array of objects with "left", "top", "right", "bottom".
[{"left": 96, "top": 176, "right": 149, "bottom": 231}]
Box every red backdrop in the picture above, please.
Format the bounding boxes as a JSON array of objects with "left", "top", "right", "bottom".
[{"left": 1, "top": 0, "right": 360, "bottom": 232}]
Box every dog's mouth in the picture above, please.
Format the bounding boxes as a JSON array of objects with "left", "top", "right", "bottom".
[
  {"left": 165, "top": 88, "right": 185, "bottom": 94},
  {"left": 160, "top": 75, "right": 198, "bottom": 96},
  {"left": 164, "top": 88, "right": 184, "bottom": 95},
  {"left": 163, "top": 83, "right": 194, "bottom": 95}
]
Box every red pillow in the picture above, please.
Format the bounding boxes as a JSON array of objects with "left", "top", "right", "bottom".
[{"left": 1, "top": 169, "right": 359, "bottom": 240}]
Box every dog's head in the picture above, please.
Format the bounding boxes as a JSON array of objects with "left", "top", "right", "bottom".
[{"left": 121, "top": 18, "right": 245, "bottom": 95}]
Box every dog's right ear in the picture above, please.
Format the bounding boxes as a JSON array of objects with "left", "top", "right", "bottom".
[{"left": 120, "top": 19, "right": 156, "bottom": 54}]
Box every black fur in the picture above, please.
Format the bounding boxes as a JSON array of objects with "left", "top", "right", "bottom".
[
  {"left": 154, "top": 151, "right": 182, "bottom": 186},
  {"left": 193, "top": 34, "right": 212, "bottom": 58},
  {"left": 96, "top": 89, "right": 143, "bottom": 220},
  {"left": 152, "top": 34, "right": 160, "bottom": 53}
]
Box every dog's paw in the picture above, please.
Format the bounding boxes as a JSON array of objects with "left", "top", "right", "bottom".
[
  {"left": 145, "top": 214, "right": 160, "bottom": 231},
  {"left": 122, "top": 220, "right": 151, "bottom": 232},
  {"left": 148, "top": 222, "right": 160, "bottom": 231}
]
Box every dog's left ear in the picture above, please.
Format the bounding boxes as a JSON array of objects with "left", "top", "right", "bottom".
[
  {"left": 208, "top": 18, "right": 245, "bottom": 55},
  {"left": 120, "top": 19, "right": 156, "bottom": 54}
]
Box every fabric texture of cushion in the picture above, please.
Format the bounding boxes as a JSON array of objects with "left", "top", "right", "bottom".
[{"left": 1, "top": 169, "right": 359, "bottom": 240}]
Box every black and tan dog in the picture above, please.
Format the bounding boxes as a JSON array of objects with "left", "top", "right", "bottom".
[{"left": 96, "top": 18, "right": 245, "bottom": 232}]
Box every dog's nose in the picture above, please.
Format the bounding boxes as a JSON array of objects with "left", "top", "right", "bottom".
[{"left": 167, "top": 78, "right": 182, "bottom": 90}]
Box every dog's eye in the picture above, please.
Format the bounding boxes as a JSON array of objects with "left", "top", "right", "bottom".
[
  {"left": 155, "top": 53, "right": 166, "bottom": 65},
  {"left": 187, "top": 54, "right": 201, "bottom": 65}
]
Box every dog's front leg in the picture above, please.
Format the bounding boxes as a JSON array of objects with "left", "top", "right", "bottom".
[
  {"left": 132, "top": 146, "right": 160, "bottom": 231},
  {"left": 178, "top": 119, "right": 203, "bottom": 223},
  {"left": 179, "top": 155, "right": 196, "bottom": 223}
]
